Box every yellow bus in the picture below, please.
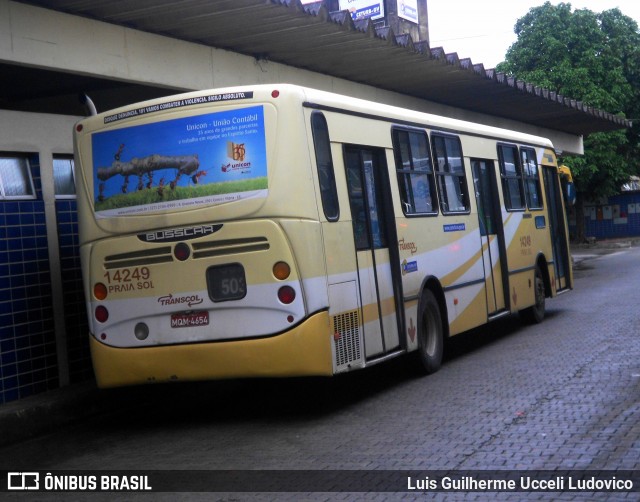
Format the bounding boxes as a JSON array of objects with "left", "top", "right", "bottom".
[{"left": 73, "top": 84, "right": 572, "bottom": 388}]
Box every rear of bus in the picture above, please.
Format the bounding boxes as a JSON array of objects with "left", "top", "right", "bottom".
[{"left": 74, "top": 85, "right": 333, "bottom": 388}]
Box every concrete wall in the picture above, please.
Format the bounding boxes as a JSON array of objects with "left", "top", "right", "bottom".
[{"left": 0, "top": 0, "right": 583, "bottom": 154}]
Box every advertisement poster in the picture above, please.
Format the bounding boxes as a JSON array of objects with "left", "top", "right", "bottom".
[
  {"left": 397, "top": 0, "right": 418, "bottom": 23},
  {"left": 91, "top": 106, "right": 268, "bottom": 218},
  {"left": 339, "top": 0, "right": 385, "bottom": 21}
]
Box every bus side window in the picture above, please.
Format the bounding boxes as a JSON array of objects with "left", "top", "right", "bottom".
[
  {"left": 311, "top": 111, "right": 339, "bottom": 221},
  {"left": 431, "top": 134, "right": 469, "bottom": 214},
  {"left": 498, "top": 144, "right": 525, "bottom": 211},
  {"left": 392, "top": 127, "right": 437, "bottom": 216},
  {"left": 520, "top": 147, "right": 543, "bottom": 210}
]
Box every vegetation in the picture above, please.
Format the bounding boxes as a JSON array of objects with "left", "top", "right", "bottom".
[
  {"left": 496, "top": 2, "right": 640, "bottom": 241},
  {"left": 95, "top": 177, "right": 268, "bottom": 211}
]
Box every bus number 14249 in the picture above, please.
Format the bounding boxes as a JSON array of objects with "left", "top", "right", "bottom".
[{"left": 104, "top": 267, "right": 151, "bottom": 284}]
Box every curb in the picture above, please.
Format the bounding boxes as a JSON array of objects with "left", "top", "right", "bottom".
[
  {"left": 0, "top": 382, "right": 153, "bottom": 448},
  {"left": 1, "top": 382, "right": 98, "bottom": 447}
]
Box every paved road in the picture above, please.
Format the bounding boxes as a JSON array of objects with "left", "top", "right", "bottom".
[{"left": 1, "top": 247, "right": 639, "bottom": 500}]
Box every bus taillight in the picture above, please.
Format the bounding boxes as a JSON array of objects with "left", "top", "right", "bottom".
[
  {"left": 273, "top": 261, "right": 291, "bottom": 280},
  {"left": 278, "top": 286, "right": 295, "bottom": 304},
  {"left": 94, "top": 282, "right": 108, "bottom": 300},
  {"left": 95, "top": 306, "right": 109, "bottom": 323}
]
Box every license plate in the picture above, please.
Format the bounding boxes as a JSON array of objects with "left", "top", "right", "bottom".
[{"left": 170, "top": 311, "right": 209, "bottom": 328}]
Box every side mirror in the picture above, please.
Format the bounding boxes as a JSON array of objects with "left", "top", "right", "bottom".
[{"left": 558, "top": 165, "right": 576, "bottom": 207}]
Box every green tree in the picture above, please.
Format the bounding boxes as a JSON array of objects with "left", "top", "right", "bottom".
[{"left": 496, "top": 2, "right": 640, "bottom": 242}]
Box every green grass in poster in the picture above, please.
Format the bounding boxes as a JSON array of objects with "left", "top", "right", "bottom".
[{"left": 95, "top": 177, "right": 268, "bottom": 211}]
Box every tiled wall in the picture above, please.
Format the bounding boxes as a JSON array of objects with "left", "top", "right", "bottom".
[
  {"left": 571, "top": 192, "right": 640, "bottom": 240},
  {"left": 1, "top": 156, "right": 93, "bottom": 404},
  {"left": 0, "top": 159, "right": 59, "bottom": 403}
]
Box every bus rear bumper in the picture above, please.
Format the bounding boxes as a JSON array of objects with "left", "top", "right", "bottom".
[{"left": 90, "top": 311, "right": 333, "bottom": 388}]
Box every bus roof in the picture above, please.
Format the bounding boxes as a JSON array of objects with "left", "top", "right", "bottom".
[{"left": 81, "top": 83, "right": 555, "bottom": 150}]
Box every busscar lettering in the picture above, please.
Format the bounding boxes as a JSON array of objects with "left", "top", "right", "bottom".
[{"left": 141, "top": 224, "right": 220, "bottom": 243}]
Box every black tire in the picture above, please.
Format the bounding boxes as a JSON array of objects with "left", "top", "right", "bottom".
[
  {"left": 415, "top": 290, "right": 444, "bottom": 374},
  {"left": 521, "top": 265, "right": 545, "bottom": 324}
]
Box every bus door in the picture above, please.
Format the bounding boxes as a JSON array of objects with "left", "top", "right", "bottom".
[
  {"left": 344, "top": 146, "right": 401, "bottom": 359},
  {"left": 542, "top": 166, "right": 572, "bottom": 291},
  {"left": 472, "top": 159, "right": 509, "bottom": 315}
]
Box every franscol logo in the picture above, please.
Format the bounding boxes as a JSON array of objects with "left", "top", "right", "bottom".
[
  {"left": 157, "top": 293, "right": 203, "bottom": 308},
  {"left": 7, "top": 472, "right": 39, "bottom": 490}
]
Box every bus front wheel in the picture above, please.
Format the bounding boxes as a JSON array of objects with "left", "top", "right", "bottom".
[{"left": 415, "top": 290, "right": 444, "bottom": 374}]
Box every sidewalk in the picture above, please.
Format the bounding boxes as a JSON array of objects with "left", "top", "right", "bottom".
[{"left": 570, "top": 237, "right": 640, "bottom": 267}]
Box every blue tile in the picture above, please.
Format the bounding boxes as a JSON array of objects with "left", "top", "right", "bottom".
[
  {"left": 0, "top": 326, "right": 13, "bottom": 342},
  {"left": 9, "top": 262, "right": 24, "bottom": 275},
  {"left": 7, "top": 235, "right": 22, "bottom": 247},
  {"left": 20, "top": 225, "right": 36, "bottom": 237},
  {"left": 19, "top": 213, "right": 35, "bottom": 225},
  {"left": 6, "top": 214, "right": 20, "bottom": 226},
  {"left": 11, "top": 298, "right": 27, "bottom": 312},
  {"left": 62, "top": 211, "right": 77, "bottom": 223},
  {"left": 3, "top": 388, "right": 19, "bottom": 402},
  {"left": 10, "top": 275, "right": 25, "bottom": 288},
  {"left": 21, "top": 237, "right": 36, "bottom": 249},
  {"left": 18, "top": 361, "right": 33, "bottom": 375},
  {"left": 3, "top": 202, "right": 19, "bottom": 213},
  {"left": 58, "top": 235, "right": 74, "bottom": 247},
  {"left": 1, "top": 352, "right": 16, "bottom": 366},
  {"left": 10, "top": 286, "right": 27, "bottom": 300},
  {"left": 23, "top": 261, "right": 39, "bottom": 274},
  {"left": 0, "top": 318, "right": 13, "bottom": 335},
  {"left": 0, "top": 337, "right": 16, "bottom": 351},
  {"left": 18, "top": 201, "right": 34, "bottom": 213}
]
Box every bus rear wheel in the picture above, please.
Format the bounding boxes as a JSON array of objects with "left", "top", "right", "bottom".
[
  {"left": 521, "top": 265, "right": 545, "bottom": 324},
  {"left": 415, "top": 290, "right": 444, "bottom": 374}
]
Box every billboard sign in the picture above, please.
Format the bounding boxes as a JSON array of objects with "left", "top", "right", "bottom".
[
  {"left": 397, "top": 0, "right": 419, "bottom": 23},
  {"left": 339, "top": 0, "right": 385, "bottom": 21},
  {"left": 91, "top": 105, "right": 268, "bottom": 218}
]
